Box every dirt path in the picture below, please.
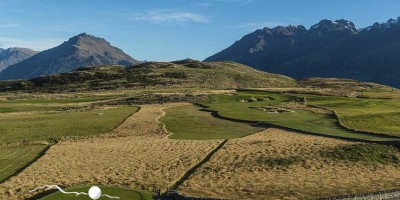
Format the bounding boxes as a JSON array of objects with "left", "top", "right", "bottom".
[{"left": 107, "top": 103, "right": 190, "bottom": 138}]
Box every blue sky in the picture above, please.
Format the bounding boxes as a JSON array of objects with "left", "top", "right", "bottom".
[{"left": 0, "top": 0, "right": 399, "bottom": 61}]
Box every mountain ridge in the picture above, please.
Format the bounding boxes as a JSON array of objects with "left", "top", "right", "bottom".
[
  {"left": 0, "top": 47, "right": 38, "bottom": 72},
  {"left": 205, "top": 17, "right": 400, "bottom": 87},
  {"left": 0, "top": 33, "right": 139, "bottom": 80}
]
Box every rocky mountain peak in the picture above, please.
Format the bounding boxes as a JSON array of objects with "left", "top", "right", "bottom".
[
  {"left": 271, "top": 25, "right": 307, "bottom": 35},
  {"left": 63, "top": 33, "right": 110, "bottom": 47},
  {"left": 0, "top": 33, "right": 139, "bottom": 80},
  {"left": 0, "top": 47, "right": 38, "bottom": 72},
  {"left": 310, "top": 19, "right": 358, "bottom": 33},
  {"left": 364, "top": 17, "right": 400, "bottom": 31},
  {"left": 386, "top": 17, "right": 400, "bottom": 25},
  {"left": 205, "top": 16, "right": 400, "bottom": 88}
]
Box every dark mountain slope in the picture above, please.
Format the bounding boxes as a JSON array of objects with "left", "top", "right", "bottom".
[
  {"left": 0, "top": 33, "right": 139, "bottom": 80},
  {"left": 205, "top": 17, "right": 400, "bottom": 88}
]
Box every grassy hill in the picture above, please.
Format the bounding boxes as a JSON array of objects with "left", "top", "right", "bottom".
[
  {"left": 0, "top": 59, "right": 295, "bottom": 92},
  {"left": 298, "top": 78, "right": 397, "bottom": 96}
]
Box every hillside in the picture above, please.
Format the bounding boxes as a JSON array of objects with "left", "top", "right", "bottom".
[
  {"left": 0, "top": 33, "right": 139, "bottom": 80},
  {"left": 0, "top": 59, "right": 295, "bottom": 92},
  {"left": 0, "top": 48, "right": 37, "bottom": 72},
  {"left": 205, "top": 17, "right": 400, "bottom": 88}
]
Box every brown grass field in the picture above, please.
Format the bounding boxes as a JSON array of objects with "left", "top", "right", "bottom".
[
  {"left": 0, "top": 104, "right": 222, "bottom": 200},
  {"left": 179, "top": 129, "right": 400, "bottom": 199}
]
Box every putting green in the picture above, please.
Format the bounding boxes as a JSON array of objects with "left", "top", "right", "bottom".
[{"left": 39, "top": 186, "right": 153, "bottom": 200}]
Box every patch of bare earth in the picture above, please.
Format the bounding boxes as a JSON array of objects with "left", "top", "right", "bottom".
[
  {"left": 179, "top": 128, "right": 400, "bottom": 200},
  {"left": 0, "top": 103, "right": 222, "bottom": 200}
]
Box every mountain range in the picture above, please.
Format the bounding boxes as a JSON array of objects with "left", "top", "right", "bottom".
[
  {"left": 205, "top": 17, "right": 400, "bottom": 87},
  {"left": 0, "top": 33, "right": 139, "bottom": 80},
  {"left": 0, "top": 48, "right": 37, "bottom": 73}
]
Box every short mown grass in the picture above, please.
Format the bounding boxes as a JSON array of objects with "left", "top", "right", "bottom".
[
  {"left": 0, "top": 106, "right": 138, "bottom": 144},
  {"left": 306, "top": 95, "right": 400, "bottom": 137},
  {"left": 161, "top": 105, "right": 264, "bottom": 140},
  {"left": 202, "top": 91, "right": 398, "bottom": 141},
  {"left": 39, "top": 186, "right": 153, "bottom": 200},
  {"left": 0, "top": 95, "right": 126, "bottom": 113}
]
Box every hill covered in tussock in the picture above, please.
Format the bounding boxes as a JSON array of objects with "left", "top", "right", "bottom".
[
  {"left": 0, "top": 59, "right": 295, "bottom": 92},
  {"left": 298, "top": 78, "right": 395, "bottom": 92}
]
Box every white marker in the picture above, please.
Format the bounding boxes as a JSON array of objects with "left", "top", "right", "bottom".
[{"left": 89, "top": 186, "right": 102, "bottom": 200}]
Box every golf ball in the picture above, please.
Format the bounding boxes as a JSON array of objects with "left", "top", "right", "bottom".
[{"left": 88, "top": 186, "right": 102, "bottom": 200}]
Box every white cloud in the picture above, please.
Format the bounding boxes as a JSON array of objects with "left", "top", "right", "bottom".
[
  {"left": 132, "top": 10, "right": 208, "bottom": 24},
  {"left": 228, "top": 21, "right": 286, "bottom": 30},
  {"left": 0, "top": 37, "right": 64, "bottom": 51}
]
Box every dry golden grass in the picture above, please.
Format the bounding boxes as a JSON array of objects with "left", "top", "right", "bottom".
[
  {"left": 179, "top": 128, "right": 400, "bottom": 200},
  {"left": 0, "top": 103, "right": 221, "bottom": 200}
]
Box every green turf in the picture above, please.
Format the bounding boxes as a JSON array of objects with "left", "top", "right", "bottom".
[
  {"left": 0, "top": 103, "right": 69, "bottom": 113},
  {"left": 39, "top": 186, "right": 153, "bottom": 200},
  {"left": 160, "top": 105, "right": 264, "bottom": 140},
  {"left": 4, "top": 95, "right": 126, "bottom": 104},
  {"left": 201, "top": 91, "right": 398, "bottom": 141},
  {"left": 306, "top": 95, "right": 400, "bottom": 137},
  {"left": 0, "top": 145, "right": 48, "bottom": 182},
  {"left": 0, "top": 106, "right": 138, "bottom": 144},
  {"left": 0, "top": 95, "right": 126, "bottom": 113}
]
